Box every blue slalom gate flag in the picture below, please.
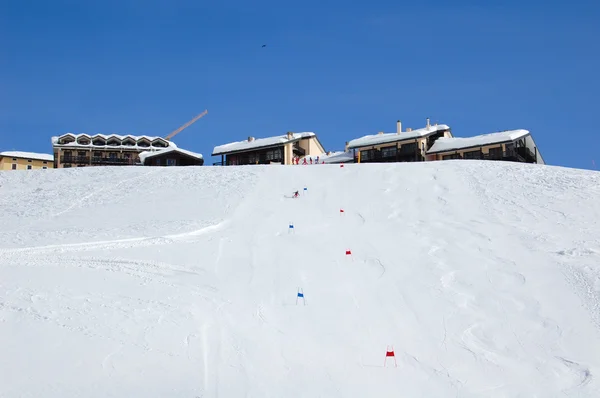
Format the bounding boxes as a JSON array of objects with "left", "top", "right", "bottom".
[
  {"left": 289, "top": 224, "right": 294, "bottom": 229},
  {"left": 296, "top": 288, "right": 306, "bottom": 305}
]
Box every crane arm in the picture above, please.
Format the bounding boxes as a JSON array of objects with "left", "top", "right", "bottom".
[{"left": 165, "top": 109, "right": 208, "bottom": 141}]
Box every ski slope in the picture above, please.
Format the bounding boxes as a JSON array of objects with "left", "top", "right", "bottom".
[{"left": 1, "top": 161, "right": 599, "bottom": 397}]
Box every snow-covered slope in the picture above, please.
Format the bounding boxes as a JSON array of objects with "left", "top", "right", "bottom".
[{"left": 1, "top": 161, "right": 599, "bottom": 397}]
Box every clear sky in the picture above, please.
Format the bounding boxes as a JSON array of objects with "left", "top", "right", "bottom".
[{"left": 1, "top": 0, "right": 598, "bottom": 169}]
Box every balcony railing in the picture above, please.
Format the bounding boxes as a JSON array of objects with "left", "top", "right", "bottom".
[
  {"left": 60, "top": 156, "right": 89, "bottom": 164},
  {"left": 91, "top": 157, "right": 136, "bottom": 165},
  {"left": 292, "top": 143, "right": 306, "bottom": 156},
  {"left": 360, "top": 150, "right": 424, "bottom": 163},
  {"left": 61, "top": 156, "right": 137, "bottom": 165},
  {"left": 445, "top": 149, "right": 536, "bottom": 163}
]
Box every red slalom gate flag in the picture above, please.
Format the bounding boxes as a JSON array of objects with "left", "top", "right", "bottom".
[
  {"left": 340, "top": 209, "right": 345, "bottom": 213},
  {"left": 384, "top": 346, "right": 397, "bottom": 367},
  {"left": 345, "top": 250, "right": 352, "bottom": 255}
]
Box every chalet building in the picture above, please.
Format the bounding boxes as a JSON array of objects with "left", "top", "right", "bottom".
[
  {"left": 51, "top": 133, "right": 175, "bottom": 168},
  {"left": 347, "top": 119, "right": 452, "bottom": 163},
  {"left": 426, "top": 129, "right": 545, "bottom": 165},
  {"left": 0, "top": 151, "right": 54, "bottom": 170},
  {"left": 139, "top": 147, "right": 204, "bottom": 166},
  {"left": 212, "top": 132, "right": 325, "bottom": 165}
]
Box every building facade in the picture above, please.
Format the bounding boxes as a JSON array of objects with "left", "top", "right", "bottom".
[
  {"left": 426, "top": 129, "right": 544, "bottom": 165},
  {"left": 212, "top": 132, "right": 325, "bottom": 166},
  {"left": 51, "top": 133, "right": 174, "bottom": 168},
  {"left": 347, "top": 119, "right": 452, "bottom": 163},
  {"left": 139, "top": 147, "right": 204, "bottom": 166},
  {"left": 0, "top": 151, "right": 54, "bottom": 170}
]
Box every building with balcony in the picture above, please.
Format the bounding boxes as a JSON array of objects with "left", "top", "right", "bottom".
[
  {"left": 139, "top": 147, "right": 204, "bottom": 166},
  {"left": 426, "top": 129, "right": 544, "bottom": 165},
  {"left": 0, "top": 151, "right": 54, "bottom": 170},
  {"left": 51, "top": 133, "right": 175, "bottom": 168},
  {"left": 212, "top": 132, "right": 325, "bottom": 165},
  {"left": 347, "top": 119, "right": 452, "bottom": 163}
]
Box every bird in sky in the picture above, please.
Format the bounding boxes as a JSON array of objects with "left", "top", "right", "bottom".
[{"left": 261, "top": 44, "right": 266, "bottom": 48}]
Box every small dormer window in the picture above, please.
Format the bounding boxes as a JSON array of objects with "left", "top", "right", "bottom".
[
  {"left": 77, "top": 136, "right": 91, "bottom": 145},
  {"left": 59, "top": 136, "right": 75, "bottom": 145}
]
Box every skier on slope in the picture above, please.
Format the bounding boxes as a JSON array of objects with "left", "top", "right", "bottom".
[{"left": 292, "top": 190, "right": 299, "bottom": 198}]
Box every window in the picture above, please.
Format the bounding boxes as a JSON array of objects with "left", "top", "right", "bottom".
[
  {"left": 167, "top": 158, "right": 176, "bottom": 166},
  {"left": 399, "top": 142, "right": 417, "bottom": 154},
  {"left": 42, "top": 166, "right": 47, "bottom": 169},
  {"left": 360, "top": 150, "right": 372, "bottom": 161},
  {"left": 43, "top": 161, "right": 47, "bottom": 164},
  {"left": 11, "top": 164, "right": 16, "bottom": 170},
  {"left": 488, "top": 146, "right": 502, "bottom": 159},
  {"left": 381, "top": 146, "right": 397, "bottom": 158},
  {"left": 27, "top": 159, "right": 32, "bottom": 163},
  {"left": 12, "top": 158, "right": 16, "bottom": 161},
  {"left": 463, "top": 150, "right": 481, "bottom": 160},
  {"left": 442, "top": 154, "right": 461, "bottom": 160},
  {"left": 264, "top": 148, "right": 282, "bottom": 162},
  {"left": 27, "top": 165, "right": 32, "bottom": 170}
]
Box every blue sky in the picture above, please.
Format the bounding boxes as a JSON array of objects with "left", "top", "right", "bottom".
[{"left": 1, "top": 0, "right": 598, "bottom": 169}]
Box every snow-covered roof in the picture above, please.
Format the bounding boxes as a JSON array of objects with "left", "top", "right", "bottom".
[
  {"left": 347, "top": 124, "right": 450, "bottom": 149},
  {"left": 427, "top": 129, "right": 530, "bottom": 154},
  {"left": 0, "top": 151, "right": 54, "bottom": 161},
  {"left": 51, "top": 133, "right": 175, "bottom": 149},
  {"left": 300, "top": 151, "right": 355, "bottom": 164},
  {"left": 138, "top": 147, "right": 203, "bottom": 163},
  {"left": 212, "top": 132, "right": 316, "bottom": 156}
]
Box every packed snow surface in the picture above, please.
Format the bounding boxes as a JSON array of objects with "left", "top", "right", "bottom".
[{"left": 1, "top": 161, "right": 600, "bottom": 397}]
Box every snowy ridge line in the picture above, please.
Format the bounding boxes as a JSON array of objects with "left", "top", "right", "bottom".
[{"left": 0, "top": 220, "right": 229, "bottom": 255}]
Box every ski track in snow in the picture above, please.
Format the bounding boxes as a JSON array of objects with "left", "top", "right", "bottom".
[{"left": 0, "top": 163, "right": 599, "bottom": 397}]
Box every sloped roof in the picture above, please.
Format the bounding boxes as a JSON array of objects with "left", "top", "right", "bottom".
[
  {"left": 427, "top": 129, "right": 530, "bottom": 154},
  {"left": 51, "top": 133, "right": 173, "bottom": 149},
  {"left": 299, "top": 151, "right": 354, "bottom": 164},
  {"left": 138, "top": 147, "right": 203, "bottom": 163},
  {"left": 347, "top": 124, "right": 450, "bottom": 149},
  {"left": 0, "top": 151, "right": 54, "bottom": 161},
  {"left": 212, "top": 132, "right": 316, "bottom": 156}
]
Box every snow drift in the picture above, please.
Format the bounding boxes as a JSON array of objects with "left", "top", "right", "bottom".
[{"left": 1, "top": 161, "right": 600, "bottom": 397}]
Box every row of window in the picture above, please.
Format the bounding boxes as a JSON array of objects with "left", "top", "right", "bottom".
[
  {"left": 8, "top": 157, "right": 49, "bottom": 164},
  {"left": 442, "top": 146, "right": 504, "bottom": 160},
  {"left": 360, "top": 142, "right": 420, "bottom": 161},
  {"left": 11, "top": 164, "right": 48, "bottom": 170},
  {"left": 244, "top": 148, "right": 283, "bottom": 164},
  {"left": 58, "top": 137, "right": 169, "bottom": 148}
]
